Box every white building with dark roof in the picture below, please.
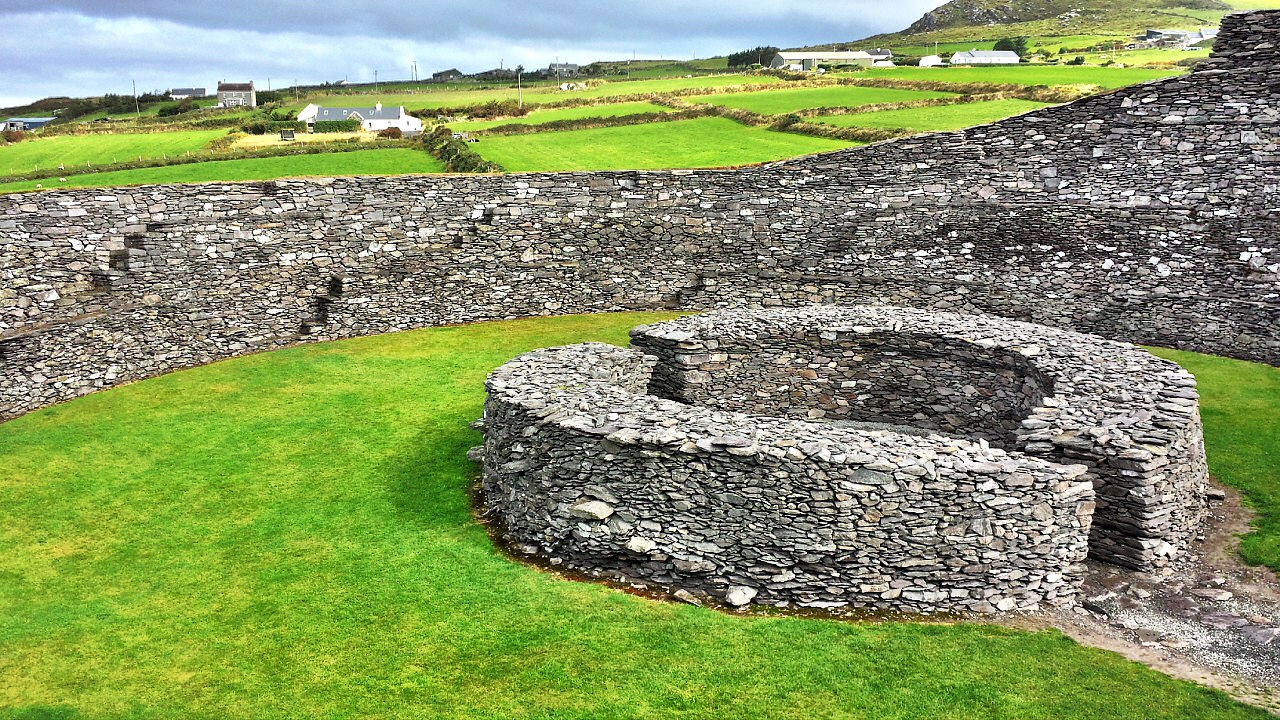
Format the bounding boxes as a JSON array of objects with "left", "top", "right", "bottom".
[
  {"left": 217, "top": 82, "right": 256, "bottom": 108},
  {"left": 770, "top": 51, "right": 874, "bottom": 71},
  {"left": 950, "top": 50, "right": 1021, "bottom": 65},
  {"left": 296, "top": 103, "right": 424, "bottom": 134},
  {"left": 168, "top": 88, "right": 207, "bottom": 101}
]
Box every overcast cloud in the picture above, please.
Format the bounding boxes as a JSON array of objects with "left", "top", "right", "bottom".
[{"left": 0, "top": 1, "right": 942, "bottom": 108}]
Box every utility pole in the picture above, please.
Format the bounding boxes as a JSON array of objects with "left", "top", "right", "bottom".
[
  {"left": 516, "top": 65, "right": 524, "bottom": 109},
  {"left": 374, "top": 69, "right": 379, "bottom": 92},
  {"left": 132, "top": 79, "right": 139, "bottom": 115}
]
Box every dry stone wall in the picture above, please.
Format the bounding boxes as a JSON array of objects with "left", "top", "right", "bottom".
[
  {"left": 2, "top": 10, "right": 1278, "bottom": 419},
  {"left": 479, "top": 307, "right": 1209, "bottom": 611}
]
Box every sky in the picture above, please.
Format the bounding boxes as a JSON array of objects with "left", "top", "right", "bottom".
[{"left": 0, "top": 0, "right": 944, "bottom": 108}]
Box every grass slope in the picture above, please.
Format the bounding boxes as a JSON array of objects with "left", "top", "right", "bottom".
[
  {"left": 1149, "top": 349, "right": 1280, "bottom": 568},
  {"left": 853, "top": 64, "right": 1181, "bottom": 87},
  {"left": 701, "top": 86, "right": 953, "bottom": 115},
  {"left": 301, "top": 75, "right": 786, "bottom": 114},
  {"left": 472, "top": 117, "right": 856, "bottom": 172},
  {"left": 0, "top": 149, "right": 445, "bottom": 194},
  {"left": 447, "top": 102, "right": 675, "bottom": 131},
  {"left": 0, "top": 130, "right": 228, "bottom": 175},
  {"left": 815, "top": 99, "right": 1054, "bottom": 131},
  {"left": 0, "top": 313, "right": 1272, "bottom": 718}
]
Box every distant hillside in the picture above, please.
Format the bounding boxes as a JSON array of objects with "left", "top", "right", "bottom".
[
  {"left": 802, "top": 0, "right": 1249, "bottom": 53},
  {"left": 904, "top": 0, "right": 1226, "bottom": 33}
]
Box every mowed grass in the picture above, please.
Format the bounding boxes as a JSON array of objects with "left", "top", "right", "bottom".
[
  {"left": 304, "top": 75, "right": 786, "bottom": 113},
  {"left": 815, "top": 99, "right": 1054, "bottom": 132},
  {"left": 0, "top": 149, "right": 445, "bottom": 194},
  {"left": 472, "top": 117, "right": 855, "bottom": 172},
  {"left": 1149, "top": 349, "right": 1280, "bottom": 569},
  {"left": 855, "top": 64, "right": 1183, "bottom": 88},
  {"left": 700, "top": 86, "right": 953, "bottom": 115},
  {"left": 0, "top": 130, "right": 228, "bottom": 175},
  {"left": 0, "top": 312, "right": 1271, "bottom": 719},
  {"left": 448, "top": 101, "right": 674, "bottom": 131}
]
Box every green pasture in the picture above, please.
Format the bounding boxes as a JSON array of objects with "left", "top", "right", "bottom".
[
  {"left": 853, "top": 64, "right": 1182, "bottom": 87},
  {"left": 447, "top": 102, "right": 674, "bottom": 131},
  {"left": 0, "top": 312, "right": 1274, "bottom": 718},
  {"left": 698, "top": 86, "right": 954, "bottom": 115},
  {"left": 471, "top": 117, "right": 855, "bottom": 172},
  {"left": 303, "top": 74, "right": 786, "bottom": 113},
  {"left": 0, "top": 149, "right": 445, "bottom": 194},
  {"left": 814, "top": 99, "right": 1054, "bottom": 132},
  {"left": 0, "top": 130, "right": 228, "bottom": 175}
]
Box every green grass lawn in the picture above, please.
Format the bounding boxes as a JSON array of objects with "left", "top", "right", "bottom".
[
  {"left": 473, "top": 117, "right": 856, "bottom": 172},
  {"left": 1149, "top": 349, "right": 1280, "bottom": 568},
  {"left": 853, "top": 65, "right": 1183, "bottom": 88},
  {"left": 0, "top": 149, "right": 445, "bottom": 194},
  {"left": 0, "top": 130, "right": 228, "bottom": 175},
  {"left": 0, "top": 312, "right": 1273, "bottom": 718},
  {"left": 303, "top": 75, "right": 786, "bottom": 114},
  {"left": 815, "top": 99, "right": 1054, "bottom": 132},
  {"left": 448, "top": 101, "right": 675, "bottom": 131},
  {"left": 700, "top": 86, "right": 953, "bottom": 115}
]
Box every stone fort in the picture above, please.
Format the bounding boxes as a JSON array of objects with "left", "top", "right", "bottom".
[{"left": 2, "top": 14, "right": 1277, "bottom": 417}]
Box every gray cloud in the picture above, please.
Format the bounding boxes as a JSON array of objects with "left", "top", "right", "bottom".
[{"left": 0, "top": 1, "right": 941, "bottom": 107}]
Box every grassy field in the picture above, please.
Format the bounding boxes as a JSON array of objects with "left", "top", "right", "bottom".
[
  {"left": 301, "top": 75, "right": 786, "bottom": 113},
  {"left": 0, "top": 150, "right": 445, "bottom": 194},
  {"left": 0, "top": 312, "right": 1274, "bottom": 718},
  {"left": 0, "top": 130, "right": 228, "bottom": 175},
  {"left": 698, "top": 86, "right": 953, "bottom": 115},
  {"left": 815, "top": 99, "right": 1054, "bottom": 132},
  {"left": 447, "top": 101, "right": 675, "bottom": 131},
  {"left": 471, "top": 117, "right": 856, "bottom": 172},
  {"left": 1149, "top": 349, "right": 1280, "bottom": 568},
  {"left": 852, "top": 64, "right": 1182, "bottom": 88}
]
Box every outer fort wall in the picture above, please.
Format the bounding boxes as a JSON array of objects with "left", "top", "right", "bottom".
[{"left": 2, "top": 10, "right": 1277, "bottom": 419}]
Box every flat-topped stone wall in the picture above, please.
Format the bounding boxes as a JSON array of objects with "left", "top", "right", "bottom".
[
  {"left": 2, "top": 10, "right": 1278, "bottom": 419},
  {"left": 479, "top": 307, "right": 1209, "bottom": 612}
]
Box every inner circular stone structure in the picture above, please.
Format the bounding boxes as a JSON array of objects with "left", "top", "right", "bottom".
[{"left": 479, "top": 306, "right": 1209, "bottom": 613}]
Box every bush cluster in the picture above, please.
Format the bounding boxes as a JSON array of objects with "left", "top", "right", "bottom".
[
  {"left": 377, "top": 127, "right": 403, "bottom": 139},
  {"left": 313, "top": 119, "right": 362, "bottom": 133},
  {"left": 420, "top": 127, "right": 502, "bottom": 173},
  {"left": 242, "top": 120, "right": 307, "bottom": 135}
]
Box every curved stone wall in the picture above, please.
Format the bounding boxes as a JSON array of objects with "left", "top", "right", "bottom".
[
  {"left": 2, "top": 10, "right": 1278, "bottom": 420},
  {"left": 479, "top": 307, "right": 1210, "bottom": 612}
]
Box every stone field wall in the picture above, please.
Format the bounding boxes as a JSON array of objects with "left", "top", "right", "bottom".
[
  {"left": 2, "top": 10, "right": 1278, "bottom": 418},
  {"left": 479, "top": 307, "right": 1209, "bottom": 611}
]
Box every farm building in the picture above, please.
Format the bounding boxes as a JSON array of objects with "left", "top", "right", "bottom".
[
  {"left": 950, "top": 50, "right": 1021, "bottom": 65},
  {"left": 919, "top": 55, "right": 946, "bottom": 67},
  {"left": 2, "top": 117, "right": 56, "bottom": 131},
  {"left": 168, "top": 88, "right": 206, "bottom": 101},
  {"left": 548, "top": 62, "right": 580, "bottom": 78},
  {"left": 296, "top": 103, "right": 424, "bottom": 135},
  {"left": 867, "top": 48, "right": 894, "bottom": 60},
  {"left": 217, "top": 82, "right": 257, "bottom": 108},
  {"left": 432, "top": 68, "right": 463, "bottom": 81},
  {"left": 770, "top": 51, "right": 874, "bottom": 71}
]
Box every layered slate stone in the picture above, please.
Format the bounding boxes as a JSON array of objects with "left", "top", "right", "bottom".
[
  {"left": 2, "top": 11, "right": 1279, "bottom": 421},
  {"left": 480, "top": 307, "right": 1210, "bottom": 613}
]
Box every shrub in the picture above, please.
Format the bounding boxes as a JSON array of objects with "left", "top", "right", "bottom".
[
  {"left": 313, "top": 118, "right": 362, "bottom": 133},
  {"left": 420, "top": 126, "right": 501, "bottom": 173},
  {"left": 1066, "top": 56, "right": 1086, "bottom": 66},
  {"left": 1, "top": 129, "right": 26, "bottom": 144},
  {"left": 377, "top": 127, "right": 403, "bottom": 139}
]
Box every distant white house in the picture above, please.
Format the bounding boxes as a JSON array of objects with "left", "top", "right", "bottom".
[
  {"left": 296, "top": 103, "right": 424, "bottom": 134},
  {"left": 872, "top": 60, "right": 896, "bottom": 68},
  {"left": 919, "top": 55, "right": 946, "bottom": 67},
  {"left": 950, "top": 50, "right": 1021, "bottom": 65},
  {"left": 770, "top": 51, "right": 874, "bottom": 71}
]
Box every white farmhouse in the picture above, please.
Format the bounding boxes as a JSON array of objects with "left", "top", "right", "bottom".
[
  {"left": 296, "top": 103, "right": 424, "bottom": 134},
  {"left": 769, "top": 51, "right": 874, "bottom": 71},
  {"left": 919, "top": 55, "right": 946, "bottom": 67},
  {"left": 950, "top": 50, "right": 1021, "bottom": 65}
]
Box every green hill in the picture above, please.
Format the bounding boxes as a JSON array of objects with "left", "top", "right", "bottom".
[{"left": 807, "top": 0, "right": 1278, "bottom": 54}]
